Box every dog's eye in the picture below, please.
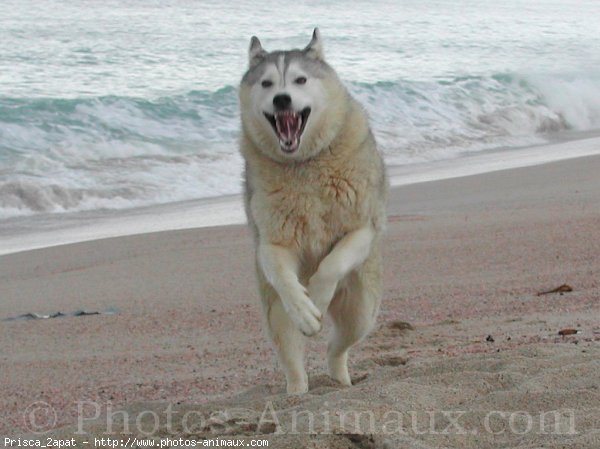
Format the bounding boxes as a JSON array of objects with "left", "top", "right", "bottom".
[
  {"left": 261, "top": 80, "right": 273, "bottom": 88},
  {"left": 295, "top": 76, "right": 307, "bottom": 85}
]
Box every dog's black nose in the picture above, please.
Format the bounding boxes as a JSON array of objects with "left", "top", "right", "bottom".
[{"left": 273, "top": 94, "right": 292, "bottom": 110}]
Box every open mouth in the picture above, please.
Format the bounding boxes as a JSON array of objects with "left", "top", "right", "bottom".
[{"left": 264, "top": 107, "right": 311, "bottom": 153}]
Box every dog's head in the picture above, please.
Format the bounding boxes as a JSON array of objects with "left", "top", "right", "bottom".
[{"left": 239, "top": 29, "right": 347, "bottom": 162}]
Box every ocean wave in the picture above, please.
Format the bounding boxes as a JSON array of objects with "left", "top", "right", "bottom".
[
  {"left": 349, "top": 72, "right": 600, "bottom": 163},
  {"left": 1, "top": 72, "right": 600, "bottom": 217},
  {"left": 0, "top": 151, "right": 244, "bottom": 218}
]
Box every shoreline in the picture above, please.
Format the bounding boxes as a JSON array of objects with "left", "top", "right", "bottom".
[
  {"left": 1, "top": 151, "right": 599, "bottom": 445},
  {"left": 2, "top": 133, "right": 600, "bottom": 257}
]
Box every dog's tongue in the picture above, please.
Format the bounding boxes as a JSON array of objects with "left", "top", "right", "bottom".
[{"left": 276, "top": 112, "right": 301, "bottom": 143}]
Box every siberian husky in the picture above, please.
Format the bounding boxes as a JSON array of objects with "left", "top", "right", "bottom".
[{"left": 239, "top": 28, "right": 387, "bottom": 394}]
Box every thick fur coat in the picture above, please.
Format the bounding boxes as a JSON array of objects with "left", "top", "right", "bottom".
[{"left": 239, "top": 29, "right": 387, "bottom": 394}]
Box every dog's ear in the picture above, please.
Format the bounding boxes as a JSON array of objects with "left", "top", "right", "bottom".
[
  {"left": 248, "top": 36, "right": 267, "bottom": 67},
  {"left": 303, "top": 28, "right": 324, "bottom": 60}
]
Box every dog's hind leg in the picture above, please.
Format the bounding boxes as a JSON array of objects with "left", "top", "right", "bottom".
[
  {"left": 326, "top": 247, "right": 382, "bottom": 386},
  {"left": 258, "top": 272, "right": 308, "bottom": 394}
]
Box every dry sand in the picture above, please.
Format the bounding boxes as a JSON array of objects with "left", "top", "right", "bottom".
[{"left": 1, "top": 153, "right": 599, "bottom": 448}]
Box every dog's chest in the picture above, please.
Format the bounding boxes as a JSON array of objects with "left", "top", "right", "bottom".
[{"left": 255, "top": 164, "right": 367, "bottom": 258}]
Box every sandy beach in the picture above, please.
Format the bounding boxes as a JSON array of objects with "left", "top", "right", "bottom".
[{"left": 1, "top": 153, "right": 600, "bottom": 447}]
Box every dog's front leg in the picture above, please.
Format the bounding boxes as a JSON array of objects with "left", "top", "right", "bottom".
[
  {"left": 308, "top": 226, "right": 375, "bottom": 315},
  {"left": 258, "top": 243, "right": 323, "bottom": 336}
]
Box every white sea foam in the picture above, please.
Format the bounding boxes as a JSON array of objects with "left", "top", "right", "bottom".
[{"left": 2, "top": 73, "right": 600, "bottom": 219}]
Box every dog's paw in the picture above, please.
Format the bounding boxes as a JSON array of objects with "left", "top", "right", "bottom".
[
  {"left": 330, "top": 370, "right": 352, "bottom": 387},
  {"left": 286, "top": 379, "right": 309, "bottom": 395},
  {"left": 284, "top": 287, "right": 322, "bottom": 336},
  {"left": 328, "top": 354, "right": 352, "bottom": 387},
  {"left": 308, "top": 273, "right": 338, "bottom": 315}
]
